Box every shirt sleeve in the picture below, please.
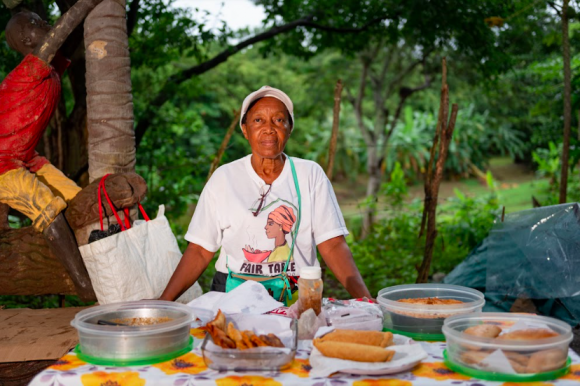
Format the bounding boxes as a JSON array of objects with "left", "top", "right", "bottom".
[
  {"left": 311, "top": 165, "right": 349, "bottom": 245},
  {"left": 184, "top": 184, "right": 222, "bottom": 252}
]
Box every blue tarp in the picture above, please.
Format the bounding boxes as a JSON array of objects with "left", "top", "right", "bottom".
[{"left": 444, "top": 203, "right": 580, "bottom": 326}]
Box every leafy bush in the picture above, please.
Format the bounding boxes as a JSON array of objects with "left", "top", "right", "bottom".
[{"left": 532, "top": 140, "right": 580, "bottom": 205}]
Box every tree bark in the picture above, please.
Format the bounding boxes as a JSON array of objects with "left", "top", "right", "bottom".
[
  {"left": 33, "top": 0, "right": 103, "bottom": 63},
  {"left": 0, "top": 227, "right": 76, "bottom": 295},
  {"left": 326, "top": 79, "right": 343, "bottom": 180},
  {"left": 559, "top": 0, "right": 571, "bottom": 204},
  {"left": 417, "top": 58, "right": 458, "bottom": 283},
  {"left": 84, "top": 0, "right": 136, "bottom": 182}
]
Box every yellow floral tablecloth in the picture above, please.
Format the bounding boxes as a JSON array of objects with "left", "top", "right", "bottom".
[{"left": 29, "top": 328, "right": 580, "bottom": 386}]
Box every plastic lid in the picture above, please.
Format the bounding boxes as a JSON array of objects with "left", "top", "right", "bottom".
[{"left": 300, "top": 266, "right": 321, "bottom": 279}]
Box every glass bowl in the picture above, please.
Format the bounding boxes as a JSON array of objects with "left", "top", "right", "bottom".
[{"left": 201, "top": 318, "right": 297, "bottom": 371}]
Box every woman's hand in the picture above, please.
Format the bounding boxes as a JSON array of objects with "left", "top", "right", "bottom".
[
  {"left": 159, "top": 242, "right": 215, "bottom": 301},
  {"left": 317, "top": 235, "right": 372, "bottom": 299}
]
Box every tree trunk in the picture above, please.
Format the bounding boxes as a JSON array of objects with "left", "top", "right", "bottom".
[
  {"left": 0, "top": 227, "right": 76, "bottom": 295},
  {"left": 560, "top": 0, "right": 571, "bottom": 204},
  {"left": 84, "top": 0, "right": 135, "bottom": 183},
  {"left": 362, "top": 147, "right": 381, "bottom": 238}
]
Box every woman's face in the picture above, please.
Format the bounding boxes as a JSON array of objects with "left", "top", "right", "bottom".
[
  {"left": 242, "top": 97, "right": 292, "bottom": 159},
  {"left": 265, "top": 218, "right": 282, "bottom": 239}
]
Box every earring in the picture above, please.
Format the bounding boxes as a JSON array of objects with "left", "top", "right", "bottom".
[{"left": 280, "top": 227, "right": 282, "bottom": 231}]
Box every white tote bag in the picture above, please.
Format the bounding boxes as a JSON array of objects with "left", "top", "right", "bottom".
[{"left": 78, "top": 176, "right": 201, "bottom": 304}]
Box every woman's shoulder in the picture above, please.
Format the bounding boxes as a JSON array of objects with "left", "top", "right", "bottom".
[
  {"left": 288, "top": 156, "right": 327, "bottom": 182},
  {"left": 288, "top": 156, "right": 324, "bottom": 173}
]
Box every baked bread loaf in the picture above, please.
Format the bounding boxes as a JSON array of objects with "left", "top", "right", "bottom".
[
  {"left": 320, "top": 329, "right": 393, "bottom": 348},
  {"left": 313, "top": 339, "right": 395, "bottom": 362}
]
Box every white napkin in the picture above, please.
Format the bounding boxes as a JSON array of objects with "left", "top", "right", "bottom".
[
  {"left": 187, "top": 281, "right": 283, "bottom": 322},
  {"left": 477, "top": 349, "right": 518, "bottom": 374},
  {"left": 309, "top": 330, "right": 428, "bottom": 377}
]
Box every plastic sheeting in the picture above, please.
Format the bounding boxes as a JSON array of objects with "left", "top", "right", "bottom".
[{"left": 445, "top": 203, "right": 580, "bottom": 325}]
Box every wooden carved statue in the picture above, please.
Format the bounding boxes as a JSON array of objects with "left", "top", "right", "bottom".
[{"left": 0, "top": 0, "right": 105, "bottom": 300}]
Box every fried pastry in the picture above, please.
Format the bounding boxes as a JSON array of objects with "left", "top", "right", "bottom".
[
  {"left": 526, "top": 349, "right": 567, "bottom": 373},
  {"left": 266, "top": 333, "right": 285, "bottom": 347},
  {"left": 460, "top": 350, "right": 490, "bottom": 365},
  {"left": 241, "top": 330, "right": 257, "bottom": 348},
  {"left": 463, "top": 325, "right": 502, "bottom": 339},
  {"left": 504, "top": 351, "right": 529, "bottom": 367},
  {"left": 313, "top": 339, "right": 395, "bottom": 362},
  {"left": 207, "top": 324, "right": 236, "bottom": 349},
  {"left": 227, "top": 322, "right": 249, "bottom": 349},
  {"left": 250, "top": 334, "right": 269, "bottom": 347},
  {"left": 320, "top": 329, "right": 393, "bottom": 348},
  {"left": 497, "top": 328, "right": 559, "bottom": 341}
]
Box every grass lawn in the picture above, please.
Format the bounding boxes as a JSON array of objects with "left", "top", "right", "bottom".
[{"left": 333, "top": 157, "right": 550, "bottom": 220}]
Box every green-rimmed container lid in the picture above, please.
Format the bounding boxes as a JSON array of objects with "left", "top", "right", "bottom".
[
  {"left": 384, "top": 328, "right": 445, "bottom": 342},
  {"left": 74, "top": 336, "right": 194, "bottom": 367},
  {"left": 443, "top": 349, "right": 571, "bottom": 382}
]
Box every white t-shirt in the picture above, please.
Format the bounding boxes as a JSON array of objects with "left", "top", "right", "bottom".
[{"left": 184, "top": 154, "right": 349, "bottom": 276}]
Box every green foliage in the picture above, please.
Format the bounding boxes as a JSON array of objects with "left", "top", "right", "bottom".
[
  {"left": 385, "top": 105, "right": 525, "bottom": 180},
  {"left": 531, "top": 140, "right": 580, "bottom": 205},
  {"left": 0, "top": 295, "right": 95, "bottom": 309},
  {"left": 347, "top": 170, "right": 500, "bottom": 297}
]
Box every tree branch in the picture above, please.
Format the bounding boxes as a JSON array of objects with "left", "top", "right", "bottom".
[{"left": 135, "top": 13, "right": 390, "bottom": 145}]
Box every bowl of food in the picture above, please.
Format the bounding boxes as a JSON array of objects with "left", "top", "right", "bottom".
[
  {"left": 443, "top": 313, "right": 572, "bottom": 381},
  {"left": 242, "top": 248, "right": 271, "bottom": 263},
  {"left": 377, "top": 284, "right": 484, "bottom": 341},
  {"left": 200, "top": 310, "right": 297, "bottom": 371},
  {"left": 71, "top": 300, "right": 195, "bottom": 366}
]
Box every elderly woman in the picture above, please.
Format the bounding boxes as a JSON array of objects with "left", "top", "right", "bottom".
[{"left": 160, "top": 86, "right": 371, "bottom": 302}]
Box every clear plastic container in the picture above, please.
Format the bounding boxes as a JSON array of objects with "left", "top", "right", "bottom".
[
  {"left": 201, "top": 319, "right": 298, "bottom": 371},
  {"left": 443, "top": 313, "right": 572, "bottom": 381},
  {"left": 71, "top": 300, "right": 195, "bottom": 366},
  {"left": 377, "top": 284, "right": 484, "bottom": 340},
  {"left": 298, "top": 266, "right": 323, "bottom": 316}
]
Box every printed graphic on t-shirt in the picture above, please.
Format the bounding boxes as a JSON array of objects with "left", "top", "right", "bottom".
[{"left": 240, "top": 198, "right": 298, "bottom": 276}]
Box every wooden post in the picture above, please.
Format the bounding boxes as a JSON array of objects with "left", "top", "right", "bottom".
[
  {"left": 559, "top": 0, "right": 572, "bottom": 204},
  {"left": 207, "top": 110, "right": 241, "bottom": 182},
  {"left": 417, "top": 58, "right": 459, "bottom": 283},
  {"left": 326, "top": 79, "right": 343, "bottom": 180}
]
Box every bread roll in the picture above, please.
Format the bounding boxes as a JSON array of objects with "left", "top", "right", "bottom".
[
  {"left": 497, "top": 328, "right": 559, "bottom": 341},
  {"left": 313, "top": 339, "right": 395, "bottom": 362},
  {"left": 464, "top": 325, "right": 502, "bottom": 338},
  {"left": 526, "top": 349, "right": 567, "bottom": 373},
  {"left": 320, "top": 329, "right": 393, "bottom": 348}
]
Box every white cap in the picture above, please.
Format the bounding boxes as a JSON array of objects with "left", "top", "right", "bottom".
[
  {"left": 300, "top": 266, "right": 321, "bottom": 280},
  {"left": 239, "top": 85, "right": 294, "bottom": 129}
]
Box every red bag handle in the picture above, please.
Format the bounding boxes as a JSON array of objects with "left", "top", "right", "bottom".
[{"left": 98, "top": 174, "right": 150, "bottom": 231}]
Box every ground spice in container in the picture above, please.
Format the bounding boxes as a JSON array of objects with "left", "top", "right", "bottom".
[{"left": 298, "top": 266, "right": 323, "bottom": 316}]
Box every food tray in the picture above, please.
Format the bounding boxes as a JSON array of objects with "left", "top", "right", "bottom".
[
  {"left": 377, "top": 284, "right": 484, "bottom": 341},
  {"left": 71, "top": 300, "right": 195, "bottom": 366},
  {"left": 443, "top": 313, "right": 573, "bottom": 380},
  {"left": 201, "top": 317, "right": 297, "bottom": 371}
]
